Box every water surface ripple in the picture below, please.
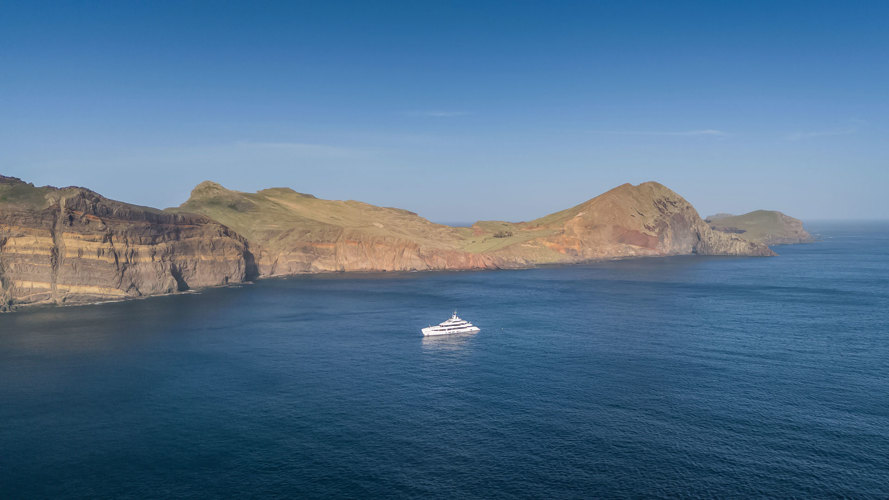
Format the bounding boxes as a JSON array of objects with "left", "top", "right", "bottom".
[{"left": 1, "top": 222, "right": 888, "bottom": 497}]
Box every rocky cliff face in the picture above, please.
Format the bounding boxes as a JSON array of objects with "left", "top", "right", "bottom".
[
  {"left": 251, "top": 233, "right": 510, "bottom": 275},
  {"left": 490, "top": 182, "right": 775, "bottom": 261},
  {"left": 0, "top": 176, "right": 256, "bottom": 311},
  {"left": 2, "top": 175, "right": 780, "bottom": 312}
]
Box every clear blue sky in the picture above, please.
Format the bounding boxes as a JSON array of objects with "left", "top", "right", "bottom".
[{"left": 2, "top": 0, "right": 887, "bottom": 221}]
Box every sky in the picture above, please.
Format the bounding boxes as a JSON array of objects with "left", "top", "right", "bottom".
[{"left": 2, "top": 0, "right": 887, "bottom": 222}]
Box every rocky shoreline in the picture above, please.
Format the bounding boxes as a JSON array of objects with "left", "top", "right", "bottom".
[{"left": 1, "top": 175, "right": 808, "bottom": 312}]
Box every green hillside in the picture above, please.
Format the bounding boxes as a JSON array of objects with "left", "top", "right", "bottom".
[{"left": 706, "top": 210, "right": 812, "bottom": 245}]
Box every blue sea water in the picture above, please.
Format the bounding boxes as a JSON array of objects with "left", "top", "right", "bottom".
[{"left": 1, "top": 222, "right": 888, "bottom": 498}]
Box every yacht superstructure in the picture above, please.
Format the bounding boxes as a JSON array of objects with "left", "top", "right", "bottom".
[{"left": 421, "top": 311, "right": 480, "bottom": 336}]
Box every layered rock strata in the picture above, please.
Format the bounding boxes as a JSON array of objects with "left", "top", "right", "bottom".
[
  {"left": 1, "top": 174, "right": 779, "bottom": 312},
  {"left": 0, "top": 176, "right": 255, "bottom": 311}
]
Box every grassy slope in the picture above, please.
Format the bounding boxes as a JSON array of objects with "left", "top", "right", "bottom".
[
  {"left": 458, "top": 186, "right": 641, "bottom": 255},
  {"left": 0, "top": 179, "right": 52, "bottom": 209},
  {"left": 460, "top": 220, "right": 560, "bottom": 253},
  {"left": 176, "top": 182, "right": 474, "bottom": 251},
  {"left": 174, "top": 180, "right": 761, "bottom": 264},
  {"left": 173, "top": 181, "right": 568, "bottom": 259},
  {"left": 0, "top": 177, "right": 167, "bottom": 216}
]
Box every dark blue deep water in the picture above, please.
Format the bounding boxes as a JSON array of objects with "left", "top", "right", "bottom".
[{"left": 2, "top": 222, "right": 888, "bottom": 498}]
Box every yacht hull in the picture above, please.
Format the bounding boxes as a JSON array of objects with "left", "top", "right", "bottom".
[{"left": 421, "top": 326, "right": 480, "bottom": 336}]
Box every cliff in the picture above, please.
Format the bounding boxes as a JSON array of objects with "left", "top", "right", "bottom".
[
  {"left": 705, "top": 210, "right": 813, "bottom": 245},
  {"left": 478, "top": 182, "right": 775, "bottom": 262},
  {"left": 174, "top": 180, "right": 774, "bottom": 276},
  {"left": 1, "top": 175, "right": 778, "bottom": 311},
  {"left": 0, "top": 176, "right": 256, "bottom": 311}
]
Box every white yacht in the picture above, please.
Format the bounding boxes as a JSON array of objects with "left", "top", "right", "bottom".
[{"left": 421, "top": 311, "right": 480, "bottom": 336}]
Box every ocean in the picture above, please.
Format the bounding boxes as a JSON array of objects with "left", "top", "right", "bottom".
[{"left": 1, "top": 222, "right": 887, "bottom": 498}]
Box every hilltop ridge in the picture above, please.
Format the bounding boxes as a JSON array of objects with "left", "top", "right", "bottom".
[{"left": 174, "top": 180, "right": 774, "bottom": 276}]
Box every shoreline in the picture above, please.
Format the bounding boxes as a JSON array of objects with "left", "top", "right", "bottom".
[{"left": 0, "top": 250, "right": 781, "bottom": 315}]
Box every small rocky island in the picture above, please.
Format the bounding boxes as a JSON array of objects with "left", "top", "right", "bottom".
[
  {"left": 706, "top": 211, "right": 813, "bottom": 245},
  {"left": 1, "top": 175, "right": 803, "bottom": 311}
]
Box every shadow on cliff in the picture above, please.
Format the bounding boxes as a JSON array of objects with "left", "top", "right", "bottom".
[{"left": 244, "top": 246, "right": 260, "bottom": 282}]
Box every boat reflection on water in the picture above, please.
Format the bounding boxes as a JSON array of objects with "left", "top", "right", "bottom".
[{"left": 420, "top": 330, "right": 478, "bottom": 353}]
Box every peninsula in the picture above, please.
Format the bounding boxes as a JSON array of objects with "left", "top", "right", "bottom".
[{"left": 1, "top": 175, "right": 789, "bottom": 311}]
